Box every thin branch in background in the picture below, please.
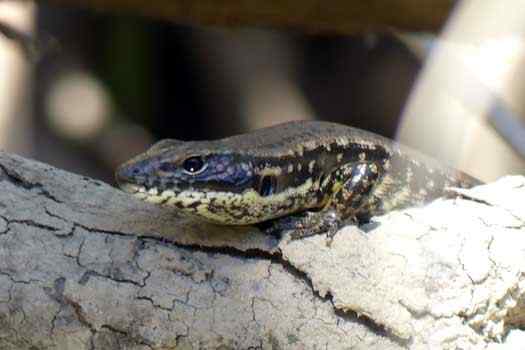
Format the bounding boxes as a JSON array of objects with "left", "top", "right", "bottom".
[
  {"left": 488, "top": 99, "right": 525, "bottom": 160},
  {"left": 0, "top": 19, "right": 58, "bottom": 61}
]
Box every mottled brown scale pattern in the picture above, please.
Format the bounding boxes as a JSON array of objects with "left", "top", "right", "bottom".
[{"left": 116, "top": 121, "right": 482, "bottom": 239}]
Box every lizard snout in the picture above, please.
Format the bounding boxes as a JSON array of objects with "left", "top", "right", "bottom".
[{"left": 115, "top": 161, "right": 146, "bottom": 187}]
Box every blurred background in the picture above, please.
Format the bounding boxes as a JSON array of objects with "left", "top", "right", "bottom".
[{"left": 0, "top": 0, "right": 524, "bottom": 185}]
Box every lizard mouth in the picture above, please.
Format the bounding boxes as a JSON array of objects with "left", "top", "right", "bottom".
[
  {"left": 118, "top": 182, "right": 142, "bottom": 194},
  {"left": 119, "top": 182, "right": 182, "bottom": 205},
  {"left": 118, "top": 182, "right": 152, "bottom": 201}
]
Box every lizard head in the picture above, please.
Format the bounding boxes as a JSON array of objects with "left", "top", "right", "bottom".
[{"left": 116, "top": 138, "right": 268, "bottom": 224}]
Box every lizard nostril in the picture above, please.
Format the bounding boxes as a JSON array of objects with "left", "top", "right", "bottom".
[{"left": 116, "top": 164, "right": 139, "bottom": 184}]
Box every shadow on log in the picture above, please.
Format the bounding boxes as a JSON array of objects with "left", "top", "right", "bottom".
[{"left": 0, "top": 151, "right": 524, "bottom": 349}]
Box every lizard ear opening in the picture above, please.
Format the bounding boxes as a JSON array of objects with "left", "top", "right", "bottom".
[{"left": 259, "top": 176, "right": 277, "bottom": 197}]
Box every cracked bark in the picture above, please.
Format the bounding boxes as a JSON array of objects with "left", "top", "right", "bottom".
[{"left": 0, "top": 151, "right": 524, "bottom": 349}]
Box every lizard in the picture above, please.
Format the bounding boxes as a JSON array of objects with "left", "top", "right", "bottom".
[{"left": 115, "top": 120, "right": 482, "bottom": 241}]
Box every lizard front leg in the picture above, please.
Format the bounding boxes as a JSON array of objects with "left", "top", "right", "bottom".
[{"left": 265, "top": 161, "right": 384, "bottom": 243}]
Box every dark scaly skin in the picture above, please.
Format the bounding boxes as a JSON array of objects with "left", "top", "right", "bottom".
[{"left": 115, "top": 121, "right": 482, "bottom": 241}]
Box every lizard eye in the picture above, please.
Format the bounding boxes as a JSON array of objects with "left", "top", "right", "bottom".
[{"left": 182, "top": 156, "right": 207, "bottom": 175}]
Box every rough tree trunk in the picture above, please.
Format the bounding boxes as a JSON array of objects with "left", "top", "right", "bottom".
[{"left": 0, "top": 151, "right": 524, "bottom": 349}]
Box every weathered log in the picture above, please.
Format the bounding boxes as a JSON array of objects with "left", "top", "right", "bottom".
[{"left": 0, "top": 151, "right": 524, "bottom": 349}]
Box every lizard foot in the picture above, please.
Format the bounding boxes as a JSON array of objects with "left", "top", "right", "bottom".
[{"left": 263, "top": 210, "right": 351, "bottom": 246}]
